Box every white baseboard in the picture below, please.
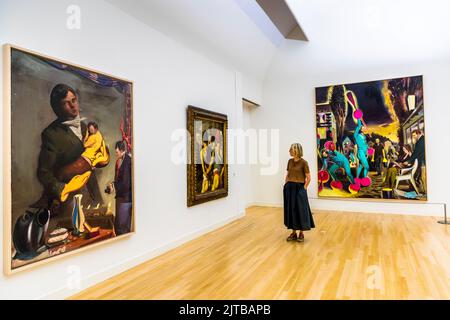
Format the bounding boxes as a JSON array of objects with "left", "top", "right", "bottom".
[
  {"left": 248, "top": 200, "right": 444, "bottom": 217},
  {"left": 39, "top": 212, "right": 245, "bottom": 300}
]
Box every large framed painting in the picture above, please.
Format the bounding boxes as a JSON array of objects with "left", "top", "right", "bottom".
[
  {"left": 315, "top": 75, "right": 427, "bottom": 201},
  {"left": 187, "top": 106, "right": 228, "bottom": 207},
  {"left": 3, "top": 44, "right": 134, "bottom": 274}
]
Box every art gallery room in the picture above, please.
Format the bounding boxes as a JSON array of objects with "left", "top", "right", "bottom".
[{"left": 0, "top": 0, "right": 449, "bottom": 303}]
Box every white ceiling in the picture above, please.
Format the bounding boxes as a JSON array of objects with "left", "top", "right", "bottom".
[
  {"left": 234, "top": 0, "right": 285, "bottom": 46},
  {"left": 106, "top": 0, "right": 450, "bottom": 82},
  {"left": 270, "top": 0, "right": 450, "bottom": 77},
  {"left": 105, "top": 0, "right": 279, "bottom": 81}
]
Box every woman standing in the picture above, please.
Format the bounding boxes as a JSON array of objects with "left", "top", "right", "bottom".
[{"left": 283, "top": 143, "right": 315, "bottom": 242}]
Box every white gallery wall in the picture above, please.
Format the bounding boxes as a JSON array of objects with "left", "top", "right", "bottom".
[
  {"left": 250, "top": 0, "right": 450, "bottom": 216},
  {"left": 2, "top": 0, "right": 450, "bottom": 300},
  {"left": 104, "top": 0, "right": 273, "bottom": 104},
  {"left": 0, "top": 0, "right": 267, "bottom": 299}
]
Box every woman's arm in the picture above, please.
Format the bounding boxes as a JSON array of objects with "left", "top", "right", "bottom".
[
  {"left": 285, "top": 159, "right": 290, "bottom": 183},
  {"left": 305, "top": 173, "right": 311, "bottom": 189}
]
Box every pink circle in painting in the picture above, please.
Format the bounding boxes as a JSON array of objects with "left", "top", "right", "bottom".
[
  {"left": 354, "top": 109, "right": 363, "bottom": 119},
  {"left": 349, "top": 183, "right": 360, "bottom": 194},
  {"left": 354, "top": 178, "right": 361, "bottom": 185},
  {"left": 318, "top": 170, "right": 330, "bottom": 183},
  {"left": 324, "top": 141, "right": 336, "bottom": 151},
  {"left": 331, "top": 180, "right": 343, "bottom": 190},
  {"left": 360, "top": 177, "right": 372, "bottom": 187},
  {"left": 368, "top": 148, "right": 375, "bottom": 156}
]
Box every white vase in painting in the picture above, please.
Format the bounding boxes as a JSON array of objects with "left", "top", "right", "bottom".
[{"left": 72, "top": 194, "right": 86, "bottom": 235}]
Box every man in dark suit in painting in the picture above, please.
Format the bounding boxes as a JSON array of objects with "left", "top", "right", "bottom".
[
  {"left": 404, "top": 129, "right": 426, "bottom": 193},
  {"left": 106, "top": 141, "right": 132, "bottom": 235},
  {"left": 33, "top": 84, "right": 103, "bottom": 218}
]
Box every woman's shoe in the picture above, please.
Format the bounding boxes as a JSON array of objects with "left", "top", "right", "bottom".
[
  {"left": 297, "top": 233, "right": 305, "bottom": 242},
  {"left": 286, "top": 233, "right": 297, "bottom": 241}
]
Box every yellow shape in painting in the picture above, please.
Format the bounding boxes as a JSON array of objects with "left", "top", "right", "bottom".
[
  {"left": 381, "top": 80, "right": 399, "bottom": 124},
  {"left": 363, "top": 122, "right": 400, "bottom": 143},
  {"left": 201, "top": 175, "right": 209, "bottom": 193},
  {"left": 60, "top": 171, "right": 92, "bottom": 202},
  {"left": 361, "top": 80, "right": 401, "bottom": 143},
  {"left": 91, "top": 140, "right": 110, "bottom": 167},
  {"left": 319, "top": 187, "right": 357, "bottom": 198},
  {"left": 317, "top": 127, "right": 327, "bottom": 139},
  {"left": 211, "top": 172, "right": 220, "bottom": 191}
]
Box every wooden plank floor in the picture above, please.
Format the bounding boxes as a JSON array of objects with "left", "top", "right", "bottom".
[{"left": 71, "top": 206, "right": 450, "bottom": 300}]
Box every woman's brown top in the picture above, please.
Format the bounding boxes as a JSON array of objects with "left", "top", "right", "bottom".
[{"left": 286, "top": 158, "right": 310, "bottom": 183}]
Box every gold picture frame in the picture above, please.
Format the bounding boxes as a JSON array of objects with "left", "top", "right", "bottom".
[{"left": 187, "top": 106, "right": 228, "bottom": 207}]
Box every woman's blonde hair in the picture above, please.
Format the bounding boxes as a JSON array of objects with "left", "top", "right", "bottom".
[{"left": 290, "top": 143, "right": 303, "bottom": 158}]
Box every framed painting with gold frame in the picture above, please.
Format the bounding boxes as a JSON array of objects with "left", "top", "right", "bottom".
[
  {"left": 187, "top": 106, "right": 228, "bottom": 207},
  {"left": 3, "top": 44, "right": 135, "bottom": 275}
]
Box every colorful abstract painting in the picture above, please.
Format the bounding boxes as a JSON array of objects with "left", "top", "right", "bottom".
[
  {"left": 316, "top": 76, "right": 427, "bottom": 200},
  {"left": 4, "top": 45, "right": 134, "bottom": 274}
]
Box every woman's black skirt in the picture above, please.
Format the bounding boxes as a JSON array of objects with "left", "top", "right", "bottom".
[{"left": 283, "top": 182, "right": 315, "bottom": 230}]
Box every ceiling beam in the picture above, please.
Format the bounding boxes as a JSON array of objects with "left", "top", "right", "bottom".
[{"left": 256, "top": 0, "right": 308, "bottom": 41}]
